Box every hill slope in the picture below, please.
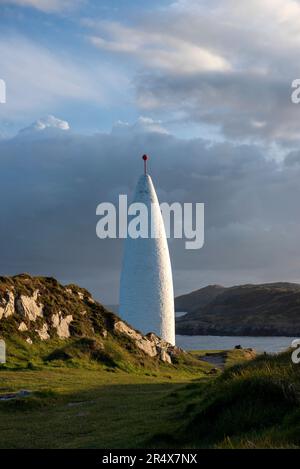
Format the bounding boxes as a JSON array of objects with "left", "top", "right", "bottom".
[
  {"left": 0, "top": 274, "right": 194, "bottom": 370},
  {"left": 176, "top": 282, "right": 300, "bottom": 336},
  {"left": 175, "top": 285, "right": 226, "bottom": 312}
]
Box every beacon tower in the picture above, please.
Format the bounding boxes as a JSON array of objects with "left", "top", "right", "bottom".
[{"left": 119, "top": 155, "right": 175, "bottom": 345}]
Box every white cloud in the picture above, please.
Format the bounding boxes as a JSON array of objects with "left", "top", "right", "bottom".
[
  {"left": 2, "top": 0, "right": 84, "bottom": 13},
  {"left": 26, "top": 115, "right": 70, "bottom": 131},
  {"left": 17, "top": 115, "right": 70, "bottom": 139},
  {"left": 112, "top": 116, "right": 169, "bottom": 135},
  {"left": 85, "top": 0, "right": 300, "bottom": 143},
  {"left": 87, "top": 20, "right": 231, "bottom": 74}
]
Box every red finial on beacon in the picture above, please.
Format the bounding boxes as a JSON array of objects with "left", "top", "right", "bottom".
[{"left": 142, "top": 154, "right": 148, "bottom": 175}]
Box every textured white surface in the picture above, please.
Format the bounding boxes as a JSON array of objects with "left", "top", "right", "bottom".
[
  {"left": 0, "top": 291, "right": 15, "bottom": 319},
  {"left": 35, "top": 322, "right": 50, "bottom": 340},
  {"left": 51, "top": 312, "right": 73, "bottom": 338},
  {"left": 119, "top": 174, "right": 175, "bottom": 345},
  {"left": 16, "top": 290, "right": 43, "bottom": 321}
]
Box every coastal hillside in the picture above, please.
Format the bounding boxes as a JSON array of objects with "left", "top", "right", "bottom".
[
  {"left": 175, "top": 285, "right": 226, "bottom": 312},
  {"left": 176, "top": 282, "right": 300, "bottom": 336},
  {"left": 0, "top": 274, "right": 193, "bottom": 370},
  {"left": 1, "top": 275, "right": 296, "bottom": 449}
]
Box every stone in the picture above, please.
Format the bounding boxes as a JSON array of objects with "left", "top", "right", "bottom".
[
  {"left": 160, "top": 349, "right": 172, "bottom": 364},
  {"left": 0, "top": 290, "right": 15, "bottom": 319},
  {"left": 51, "top": 312, "right": 73, "bottom": 338},
  {"left": 114, "top": 320, "right": 157, "bottom": 357},
  {"left": 35, "top": 323, "right": 49, "bottom": 340},
  {"left": 16, "top": 290, "right": 43, "bottom": 321},
  {"left": 18, "top": 322, "right": 28, "bottom": 332},
  {"left": 26, "top": 337, "right": 33, "bottom": 345}
]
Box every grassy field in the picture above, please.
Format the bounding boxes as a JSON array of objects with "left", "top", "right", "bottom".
[
  {"left": 1, "top": 276, "right": 298, "bottom": 448},
  {"left": 0, "top": 368, "right": 201, "bottom": 448},
  {"left": 0, "top": 337, "right": 214, "bottom": 449},
  {"left": 0, "top": 340, "right": 299, "bottom": 449}
]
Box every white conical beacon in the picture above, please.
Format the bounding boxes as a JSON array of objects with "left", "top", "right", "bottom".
[{"left": 119, "top": 155, "right": 175, "bottom": 345}]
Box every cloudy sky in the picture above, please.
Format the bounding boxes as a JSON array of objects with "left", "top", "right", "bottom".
[{"left": 1, "top": 0, "right": 300, "bottom": 303}]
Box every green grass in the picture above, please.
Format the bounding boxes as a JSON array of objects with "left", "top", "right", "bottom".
[
  {"left": 189, "top": 348, "right": 256, "bottom": 371},
  {"left": 0, "top": 370, "right": 175, "bottom": 448},
  {"left": 0, "top": 366, "right": 212, "bottom": 448},
  {"left": 172, "top": 350, "right": 300, "bottom": 448},
  {"left": 0, "top": 337, "right": 214, "bottom": 448},
  {"left": 1, "top": 338, "right": 297, "bottom": 448}
]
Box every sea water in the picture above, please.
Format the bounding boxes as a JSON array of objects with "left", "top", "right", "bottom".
[
  {"left": 106, "top": 306, "right": 296, "bottom": 353},
  {"left": 175, "top": 335, "right": 296, "bottom": 353}
]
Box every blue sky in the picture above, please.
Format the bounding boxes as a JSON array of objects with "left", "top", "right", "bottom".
[
  {"left": 0, "top": 0, "right": 176, "bottom": 135},
  {"left": 0, "top": 0, "right": 248, "bottom": 140},
  {"left": 2, "top": 0, "right": 300, "bottom": 303},
  {"left": 2, "top": 0, "right": 300, "bottom": 141}
]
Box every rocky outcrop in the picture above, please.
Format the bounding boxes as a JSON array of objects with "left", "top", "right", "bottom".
[
  {"left": 113, "top": 320, "right": 181, "bottom": 363},
  {"left": 146, "top": 332, "right": 185, "bottom": 362},
  {"left": 0, "top": 277, "right": 79, "bottom": 343},
  {"left": 35, "top": 323, "right": 50, "bottom": 340},
  {"left": 0, "top": 291, "right": 15, "bottom": 319},
  {"left": 51, "top": 312, "right": 73, "bottom": 339},
  {"left": 0, "top": 274, "right": 185, "bottom": 366},
  {"left": 16, "top": 290, "right": 43, "bottom": 321},
  {"left": 114, "top": 320, "right": 157, "bottom": 357},
  {"left": 159, "top": 349, "right": 172, "bottom": 364}
]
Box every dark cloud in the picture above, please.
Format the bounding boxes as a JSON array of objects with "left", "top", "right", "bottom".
[
  {"left": 136, "top": 70, "right": 300, "bottom": 142},
  {"left": 1, "top": 120, "right": 300, "bottom": 302}
]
